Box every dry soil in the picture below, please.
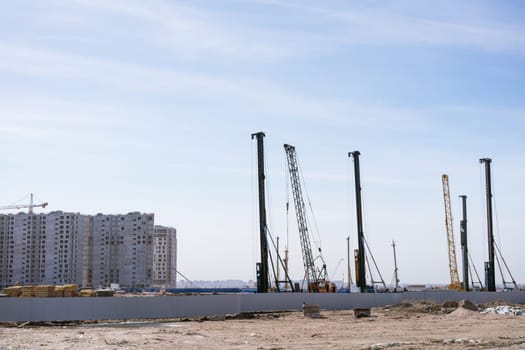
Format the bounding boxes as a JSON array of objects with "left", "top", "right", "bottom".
[{"left": 1, "top": 301, "right": 524, "bottom": 349}]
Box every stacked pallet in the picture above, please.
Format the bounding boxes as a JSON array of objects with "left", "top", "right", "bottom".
[
  {"left": 79, "top": 289, "right": 96, "bottom": 297},
  {"left": 2, "top": 286, "right": 23, "bottom": 297},
  {"left": 22, "top": 286, "right": 35, "bottom": 297},
  {"left": 63, "top": 284, "right": 79, "bottom": 297},
  {"left": 35, "top": 285, "right": 55, "bottom": 297},
  {"left": 54, "top": 285, "right": 64, "bottom": 297}
]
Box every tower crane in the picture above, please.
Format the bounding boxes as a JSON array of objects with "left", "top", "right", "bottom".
[
  {"left": 284, "top": 144, "right": 335, "bottom": 293},
  {"left": 441, "top": 175, "right": 462, "bottom": 290},
  {"left": 0, "top": 194, "right": 48, "bottom": 214}
]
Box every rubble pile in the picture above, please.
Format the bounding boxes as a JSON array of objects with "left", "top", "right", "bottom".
[{"left": 481, "top": 306, "right": 524, "bottom": 316}]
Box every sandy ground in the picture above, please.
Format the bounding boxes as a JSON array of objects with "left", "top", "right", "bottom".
[{"left": 1, "top": 302, "right": 525, "bottom": 349}]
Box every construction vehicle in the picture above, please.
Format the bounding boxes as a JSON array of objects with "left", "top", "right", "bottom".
[
  {"left": 252, "top": 132, "right": 295, "bottom": 293},
  {"left": 284, "top": 144, "right": 335, "bottom": 293},
  {"left": 0, "top": 193, "right": 48, "bottom": 213},
  {"left": 479, "top": 158, "right": 518, "bottom": 291},
  {"left": 348, "top": 151, "right": 386, "bottom": 292},
  {"left": 441, "top": 175, "right": 462, "bottom": 290}
]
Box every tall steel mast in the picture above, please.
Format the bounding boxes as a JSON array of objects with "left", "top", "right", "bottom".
[
  {"left": 252, "top": 132, "right": 269, "bottom": 293},
  {"left": 480, "top": 158, "right": 495, "bottom": 292},
  {"left": 349, "top": 151, "right": 366, "bottom": 293},
  {"left": 392, "top": 240, "right": 400, "bottom": 291},
  {"left": 459, "top": 195, "right": 469, "bottom": 291}
]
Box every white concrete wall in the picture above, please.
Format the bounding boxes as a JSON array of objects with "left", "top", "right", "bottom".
[{"left": 1, "top": 291, "right": 525, "bottom": 322}]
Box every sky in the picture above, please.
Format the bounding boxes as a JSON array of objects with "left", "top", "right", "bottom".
[{"left": 1, "top": 0, "right": 525, "bottom": 286}]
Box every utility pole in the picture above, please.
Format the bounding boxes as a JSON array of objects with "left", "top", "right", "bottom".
[
  {"left": 347, "top": 236, "right": 351, "bottom": 290},
  {"left": 276, "top": 237, "right": 280, "bottom": 284},
  {"left": 252, "top": 132, "right": 269, "bottom": 293},
  {"left": 480, "top": 158, "right": 495, "bottom": 292},
  {"left": 459, "top": 195, "right": 469, "bottom": 291},
  {"left": 392, "top": 241, "right": 399, "bottom": 291},
  {"left": 349, "top": 151, "right": 366, "bottom": 293}
]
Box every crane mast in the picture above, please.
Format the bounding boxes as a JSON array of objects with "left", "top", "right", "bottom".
[
  {"left": 441, "top": 175, "right": 461, "bottom": 290},
  {"left": 284, "top": 144, "right": 318, "bottom": 286},
  {"left": 0, "top": 194, "right": 48, "bottom": 213}
]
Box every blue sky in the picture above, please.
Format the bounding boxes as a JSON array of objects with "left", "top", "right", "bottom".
[{"left": 1, "top": 0, "right": 525, "bottom": 285}]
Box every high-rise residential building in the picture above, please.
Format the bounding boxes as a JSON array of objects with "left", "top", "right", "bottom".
[
  {"left": 0, "top": 211, "right": 172, "bottom": 290},
  {"left": 0, "top": 211, "right": 88, "bottom": 287},
  {"left": 89, "top": 212, "right": 154, "bottom": 289},
  {"left": 152, "top": 225, "right": 177, "bottom": 288}
]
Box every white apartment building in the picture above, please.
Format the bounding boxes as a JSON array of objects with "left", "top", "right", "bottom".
[
  {"left": 152, "top": 225, "right": 177, "bottom": 288},
  {"left": 0, "top": 211, "right": 88, "bottom": 287},
  {"left": 89, "top": 212, "right": 154, "bottom": 289},
  {"left": 0, "top": 211, "right": 173, "bottom": 290}
]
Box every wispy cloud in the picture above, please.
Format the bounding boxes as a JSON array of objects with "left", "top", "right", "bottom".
[
  {"left": 0, "top": 42, "right": 435, "bottom": 133},
  {"left": 46, "top": 0, "right": 297, "bottom": 60},
  {"left": 255, "top": 0, "right": 525, "bottom": 54}
]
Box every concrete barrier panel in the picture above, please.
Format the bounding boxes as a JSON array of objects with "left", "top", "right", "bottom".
[{"left": 1, "top": 291, "right": 525, "bottom": 322}]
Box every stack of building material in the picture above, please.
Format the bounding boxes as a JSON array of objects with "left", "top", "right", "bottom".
[
  {"left": 63, "top": 284, "right": 79, "bottom": 297},
  {"left": 35, "top": 285, "right": 55, "bottom": 297},
  {"left": 54, "top": 285, "right": 64, "bottom": 297},
  {"left": 95, "top": 288, "right": 115, "bottom": 297},
  {"left": 79, "top": 289, "right": 96, "bottom": 297},
  {"left": 2, "top": 286, "right": 23, "bottom": 297},
  {"left": 21, "top": 286, "right": 35, "bottom": 297}
]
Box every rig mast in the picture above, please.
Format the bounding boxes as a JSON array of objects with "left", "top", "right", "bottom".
[
  {"left": 459, "top": 195, "right": 469, "bottom": 291},
  {"left": 349, "top": 151, "right": 367, "bottom": 293},
  {"left": 442, "top": 175, "right": 461, "bottom": 290},
  {"left": 252, "top": 132, "right": 269, "bottom": 293},
  {"left": 480, "top": 158, "right": 496, "bottom": 292}
]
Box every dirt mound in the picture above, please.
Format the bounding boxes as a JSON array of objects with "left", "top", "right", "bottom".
[
  {"left": 392, "top": 301, "right": 442, "bottom": 314},
  {"left": 442, "top": 300, "right": 458, "bottom": 308},
  {"left": 446, "top": 307, "right": 478, "bottom": 319},
  {"left": 459, "top": 299, "right": 478, "bottom": 311},
  {"left": 387, "top": 302, "right": 413, "bottom": 309}
]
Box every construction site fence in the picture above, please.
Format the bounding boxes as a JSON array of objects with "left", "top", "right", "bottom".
[{"left": 1, "top": 290, "right": 525, "bottom": 322}]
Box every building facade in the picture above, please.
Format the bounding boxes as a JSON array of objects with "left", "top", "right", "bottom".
[
  {"left": 152, "top": 225, "right": 177, "bottom": 288},
  {"left": 0, "top": 211, "right": 174, "bottom": 290},
  {"left": 0, "top": 211, "right": 88, "bottom": 287}
]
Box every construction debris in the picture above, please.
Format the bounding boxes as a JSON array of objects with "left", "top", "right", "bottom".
[
  {"left": 303, "top": 304, "right": 321, "bottom": 318},
  {"left": 354, "top": 308, "right": 371, "bottom": 318},
  {"left": 95, "top": 289, "right": 115, "bottom": 297},
  {"left": 481, "top": 306, "right": 524, "bottom": 316}
]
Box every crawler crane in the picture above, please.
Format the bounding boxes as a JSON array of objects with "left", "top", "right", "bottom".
[{"left": 284, "top": 144, "right": 335, "bottom": 293}]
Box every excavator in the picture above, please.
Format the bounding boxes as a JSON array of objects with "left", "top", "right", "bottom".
[{"left": 284, "top": 144, "right": 336, "bottom": 293}]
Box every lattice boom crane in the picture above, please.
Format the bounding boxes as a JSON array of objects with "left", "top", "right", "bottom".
[
  {"left": 441, "top": 175, "right": 461, "bottom": 290},
  {"left": 284, "top": 144, "right": 335, "bottom": 293}
]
